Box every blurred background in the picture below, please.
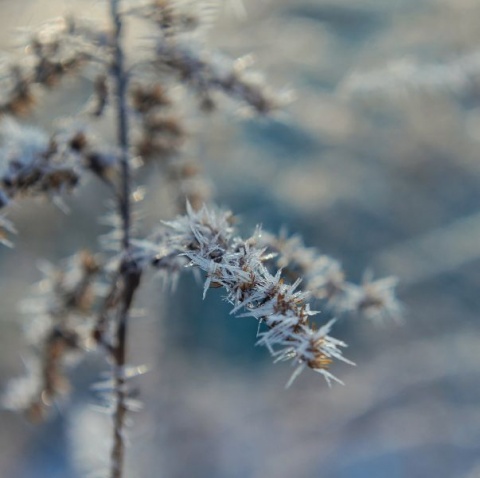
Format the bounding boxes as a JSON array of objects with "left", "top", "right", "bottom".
[{"left": 2, "top": 0, "right": 480, "bottom": 477}]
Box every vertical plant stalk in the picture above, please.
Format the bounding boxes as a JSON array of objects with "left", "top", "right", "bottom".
[
  {"left": 110, "top": 0, "right": 130, "bottom": 251},
  {"left": 109, "top": 1, "right": 141, "bottom": 477},
  {"left": 111, "top": 263, "right": 140, "bottom": 478}
]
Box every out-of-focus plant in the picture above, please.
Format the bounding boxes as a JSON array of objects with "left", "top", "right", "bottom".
[{"left": 0, "top": 1, "right": 399, "bottom": 477}]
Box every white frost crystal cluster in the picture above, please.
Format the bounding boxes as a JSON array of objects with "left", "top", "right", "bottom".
[{"left": 147, "top": 204, "right": 355, "bottom": 385}]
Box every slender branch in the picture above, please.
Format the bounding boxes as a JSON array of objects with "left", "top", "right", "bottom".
[
  {"left": 110, "top": 0, "right": 131, "bottom": 251},
  {"left": 109, "top": 1, "right": 142, "bottom": 477},
  {"left": 110, "top": 260, "right": 141, "bottom": 478}
]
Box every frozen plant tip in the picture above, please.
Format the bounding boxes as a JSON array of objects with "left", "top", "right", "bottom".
[
  {"left": 0, "top": 120, "right": 80, "bottom": 208},
  {"left": 258, "top": 230, "right": 401, "bottom": 321},
  {"left": 146, "top": 203, "right": 354, "bottom": 385},
  {"left": 0, "top": 16, "right": 107, "bottom": 116}
]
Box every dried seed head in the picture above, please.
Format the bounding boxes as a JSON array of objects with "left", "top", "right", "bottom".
[
  {"left": 4, "top": 252, "right": 105, "bottom": 420},
  {"left": 131, "top": 83, "right": 171, "bottom": 113},
  {"left": 0, "top": 66, "right": 36, "bottom": 116}
]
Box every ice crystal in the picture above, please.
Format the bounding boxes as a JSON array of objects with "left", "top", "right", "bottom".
[
  {"left": 259, "top": 230, "right": 401, "bottom": 322},
  {"left": 147, "top": 204, "right": 354, "bottom": 384}
]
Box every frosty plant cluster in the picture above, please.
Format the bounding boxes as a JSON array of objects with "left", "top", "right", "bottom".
[
  {"left": 0, "top": 1, "right": 399, "bottom": 477},
  {"left": 151, "top": 204, "right": 350, "bottom": 385}
]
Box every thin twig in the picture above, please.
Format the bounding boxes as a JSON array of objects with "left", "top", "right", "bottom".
[
  {"left": 109, "top": 1, "right": 142, "bottom": 477},
  {"left": 110, "top": 0, "right": 131, "bottom": 252},
  {"left": 110, "top": 259, "right": 141, "bottom": 478}
]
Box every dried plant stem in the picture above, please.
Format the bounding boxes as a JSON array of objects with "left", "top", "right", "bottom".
[
  {"left": 110, "top": 0, "right": 131, "bottom": 251},
  {"left": 110, "top": 262, "right": 141, "bottom": 478},
  {"left": 109, "top": 1, "right": 141, "bottom": 477}
]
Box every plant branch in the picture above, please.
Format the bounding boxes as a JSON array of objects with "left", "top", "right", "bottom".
[
  {"left": 110, "top": 0, "right": 131, "bottom": 252},
  {"left": 109, "top": 1, "right": 142, "bottom": 477},
  {"left": 110, "top": 259, "right": 141, "bottom": 478}
]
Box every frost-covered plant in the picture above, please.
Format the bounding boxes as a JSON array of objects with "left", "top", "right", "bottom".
[{"left": 0, "top": 1, "right": 399, "bottom": 477}]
